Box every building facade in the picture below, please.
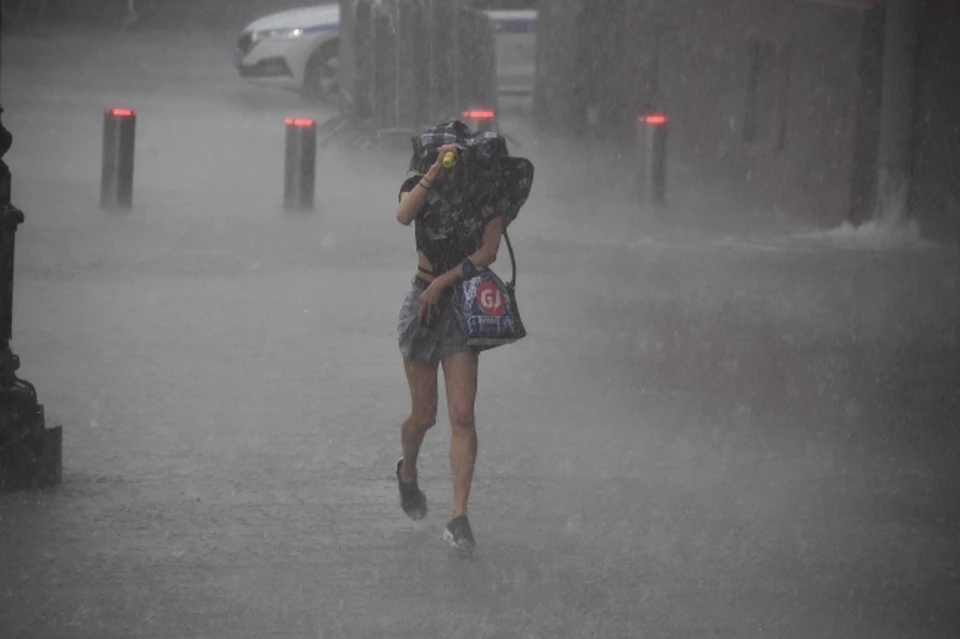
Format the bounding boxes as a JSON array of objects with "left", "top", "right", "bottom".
[{"left": 534, "top": 0, "right": 959, "bottom": 244}]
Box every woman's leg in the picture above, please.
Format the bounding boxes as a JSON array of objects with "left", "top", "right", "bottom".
[
  {"left": 441, "top": 350, "right": 479, "bottom": 518},
  {"left": 400, "top": 357, "right": 438, "bottom": 484}
]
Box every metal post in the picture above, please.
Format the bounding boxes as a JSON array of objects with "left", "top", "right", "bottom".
[
  {"left": 372, "top": 7, "right": 392, "bottom": 129},
  {"left": 393, "top": 0, "right": 402, "bottom": 130},
  {"left": 462, "top": 109, "right": 497, "bottom": 133},
  {"left": 354, "top": 0, "right": 375, "bottom": 122},
  {"left": 427, "top": 0, "right": 457, "bottom": 124},
  {"left": 452, "top": 0, "right": 462, "bottom": 113},
  {"left": 0, "top": 106, "right": 62, "bottom": 491},
  {"left": 283, "top": 117, "right": 317, "bottom": 210},
  {"left": 426, "top": 0, "right": 439, "bottom": 122},
  {"left": 636, "top": 112, "right": 669, "bottom": 209},
  {"left": 100, "top": 107, "right": 137, "bottom": 210},
  {"left": 875, "top": 0, "right": 924, "bottom": 226}
]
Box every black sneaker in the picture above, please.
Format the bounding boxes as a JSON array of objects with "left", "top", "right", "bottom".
[
  {"left": 443, "top": 515, "right": 476, "bottom": 553},
  {"left": 396, "top": 458, "right": 427, "bottom": 520}
]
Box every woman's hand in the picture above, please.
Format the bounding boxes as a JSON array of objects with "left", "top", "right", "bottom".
[
  {"left": 418, "top": 277, "right": 449, "bottom": 325},
  {"left": 430, "top": 144, "right": 460, "bottom": 175}
]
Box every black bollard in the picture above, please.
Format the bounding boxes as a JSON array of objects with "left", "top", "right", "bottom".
[
  {"left": 0, "top": 106, "right": 62, "bottom": 491},
  {"left": 100, "top": 107, "right": 137, "bottom": 210},
  {"left": 283, "top": 117, "right": 317, "bottom": 210},
  {"left": 462, "top": 109, "right": 497, "bottom": 133},
  {"left": 636, "top": 113, "right": 669, "bottom": 209}
]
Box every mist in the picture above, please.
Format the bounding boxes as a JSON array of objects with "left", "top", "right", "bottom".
[{"left": 1, "top": 1, "right": 958, "bottom": 637}]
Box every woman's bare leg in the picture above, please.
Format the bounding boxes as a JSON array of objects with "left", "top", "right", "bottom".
[
  {"left": 441, "top": 350, "right": 479, "bottom": 518},
  {"left": 400, "top": 357, "right": 438, "bottom": 484}
]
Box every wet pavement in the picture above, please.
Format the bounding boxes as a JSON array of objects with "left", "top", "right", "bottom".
[{"left": 1, "top": 26, "right": 959, "bottom": 639}]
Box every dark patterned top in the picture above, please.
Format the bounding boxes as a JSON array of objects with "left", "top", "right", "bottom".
[{"left": 399, "top": 123, "right": 534, "bottom": 275}]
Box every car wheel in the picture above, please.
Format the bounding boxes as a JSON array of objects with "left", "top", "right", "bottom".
[{"left": 302, "top": 39, "right": 340, "bottom": 104}]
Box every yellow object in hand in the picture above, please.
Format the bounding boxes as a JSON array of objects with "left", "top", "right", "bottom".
[{"left": 442, "top": 152, "right": 456, "bottom": 168}]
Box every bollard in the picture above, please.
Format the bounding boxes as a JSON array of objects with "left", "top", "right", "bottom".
[
  {"left": 283, "top": 117, "right": 317, "bottom": 210},
  {"left": 636, "top": 112, "right": 669, "bottom": 209},
  {"left": 462, "top": 109, "right": 497, "bottom": 133},
  {"left": 100, "top": 107, "right": 137, "bottom": 210}
]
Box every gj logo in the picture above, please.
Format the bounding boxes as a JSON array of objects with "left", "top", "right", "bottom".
[{"left": 476, "top": 281, "right": 506, "bottom": 316}]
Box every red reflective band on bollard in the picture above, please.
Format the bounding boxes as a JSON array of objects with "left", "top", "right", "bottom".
[
  {"left": 283, "top": 117, "right": 317, "bottom": 211},
  {"left": 640, "top": 113, "right": 668, "bottom": 126},
  {"left": 462, "top": 110, "right": 495, "bottom": 120},
  {"left": 636, "top": 112, "right": 669, "bottom": 210},
  {"left": 462, "top": 108, "right": 497, "bottom": 133},
  {"left": 100, "top": 107, "right": 137, "bottom": 210},
  {"left": 285, "top": 117, "right": 316, "bottom": 128}
]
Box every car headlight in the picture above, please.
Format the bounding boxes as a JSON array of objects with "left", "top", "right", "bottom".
[{"left": 252, "top": 28, "right": 304, "bottom": 42}]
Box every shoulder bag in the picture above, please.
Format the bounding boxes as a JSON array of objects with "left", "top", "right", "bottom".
[{"left": 453, "top": 229, "right": 527, "bottom": 352}]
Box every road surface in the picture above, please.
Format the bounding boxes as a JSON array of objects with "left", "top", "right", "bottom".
[{"left": 0, "top": 26, "right": 958, "bottom": 639}]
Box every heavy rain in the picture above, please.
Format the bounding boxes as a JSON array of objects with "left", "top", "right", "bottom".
[{"left": 0, "top": 0, "right": 958, "bottom": 637}]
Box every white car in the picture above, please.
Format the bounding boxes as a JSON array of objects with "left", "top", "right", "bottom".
[{"left": 235, "top": 2, "right": 537, "bottom": 103}]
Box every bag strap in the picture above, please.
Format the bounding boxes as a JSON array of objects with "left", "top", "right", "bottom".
[{"left": 503, "top": 228, "right": 517, "bottom": 291}]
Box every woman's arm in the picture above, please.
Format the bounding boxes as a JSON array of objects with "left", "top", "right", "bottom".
[
  {"left": 396, "top": 165, "right": 442, "bottom": 226},
  {"left": 434, "top": 215, "right": 505, "bottom": 289},
  {"left": 415, "top": 215, "right": 506, "bottom": 322}
]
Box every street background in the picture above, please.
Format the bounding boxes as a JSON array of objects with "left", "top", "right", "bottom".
[{"left": 0, "top": 24, "right": 958, "bottom": 639}]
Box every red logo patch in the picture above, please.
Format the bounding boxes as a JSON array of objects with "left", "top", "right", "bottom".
[{"left": 476, "top": 281, "right": 506, "bottom": 316}]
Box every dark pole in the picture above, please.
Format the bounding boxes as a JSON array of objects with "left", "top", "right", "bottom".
[
  {"left": 875, "top": 0, "right": 924, "bottom": 226},
  {"left": 462, "top": 109, "right": 497, "bottom": 133},
  {"left": 0, "top": 106, "right": 62, "bottom": 491},
  {"left": 636, "top": 112, "right": 669, "bottom": 210},
  {"left": 100, "top": 107, "right": 137, "bottom": 211},
  {"left": 283, "top": 117, "right": 317, "bottom": 211}
]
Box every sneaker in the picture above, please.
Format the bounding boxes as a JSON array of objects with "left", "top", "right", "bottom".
[
  {"left": 396, "top": 458, "right": 427, "bottom": 520},
  {"left": 442, "top": 515, "right": 476, "bottom": 553}
]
